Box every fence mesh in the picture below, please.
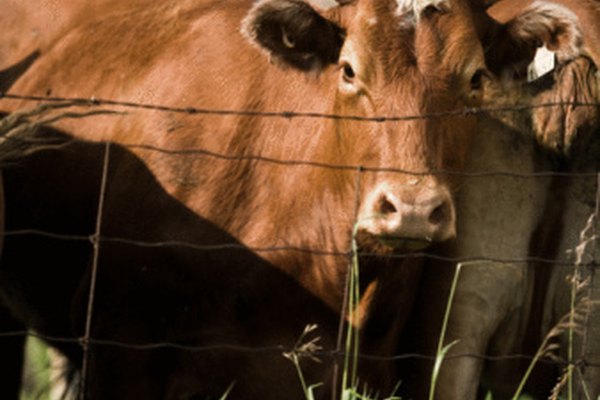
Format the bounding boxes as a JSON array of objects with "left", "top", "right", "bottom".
[{"left": 0, "top": 91, "right": 599, "bottom": 398}]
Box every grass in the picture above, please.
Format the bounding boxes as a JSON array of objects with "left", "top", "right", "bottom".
[
  {"left": 18, "top": 215, "right": 597, "bottom": 400},
  {"left": 512, "top": 214, "right": 597, "bottom": 400},
  {"left": 284, "top": 232, "right": 590, "bottom": 400},
  {"left": 283, "top": 223, "right": 402, "bottom": 400},
  {"left": 20, "top": 337, "right": 51, "bottom": 400},
  {"left": 428, "top": 263, "right": 462, "bottom": 400},
  {"left": 19, "top": 258, "right": 587, "bottom": 400}
]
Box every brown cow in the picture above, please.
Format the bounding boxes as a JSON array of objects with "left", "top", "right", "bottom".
[
  {"left": 495, "top": 1, "right": 600, "bottom": 395},
  {"left": 530, "top": 55, "right": 600, "bottom": 400},
  {"left": 0, "top": 0, "right": 160, "bottom": 71},
  {"left": 404, "top": 1, "right": 600, "bottom": 399},
  {"left": 0, "top": 0, "right": 585, "bottom": 398}
]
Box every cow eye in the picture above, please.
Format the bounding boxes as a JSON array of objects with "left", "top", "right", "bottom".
[
  {"left": 470, "top": 69, "right": 487, "bottom": 91},
  {"left": 422, "top": 2, "right": 450, "bottom": 18},
  {"left": 341, "top": 62, "right": 356, "bottom": 82}
]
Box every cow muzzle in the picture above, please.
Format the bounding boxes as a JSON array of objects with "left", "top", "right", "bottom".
[{"left": 356, "top": 181, "right": 456, "bottom": 251}]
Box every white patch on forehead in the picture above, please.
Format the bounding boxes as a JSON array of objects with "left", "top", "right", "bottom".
[{"left": 396, "top": 0, "right": 450, "bottom": 18}]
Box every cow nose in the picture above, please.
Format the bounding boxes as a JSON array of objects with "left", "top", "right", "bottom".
[{"left": 356, "top": 182, "right": 456, "bottom": 249}]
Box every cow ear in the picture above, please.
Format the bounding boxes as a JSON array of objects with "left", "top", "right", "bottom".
[
  {"left": 484, "top": 2, "right": 582, "bottom": 80},
  {"left": 242, "top": 0, "right": 345, "bottom": 72},
  {"left": 531, "top": 57, "right": 600, "bottom": 155}
]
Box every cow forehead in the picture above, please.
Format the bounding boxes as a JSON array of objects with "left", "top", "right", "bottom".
[
  {"left": 342, "top": 0, "right": 481, "bottom": 79},
  {"left": 349, "top": 0, "right": 471, "bottom": 43}
]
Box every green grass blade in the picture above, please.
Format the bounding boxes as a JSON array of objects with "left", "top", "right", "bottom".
[
  {"left": 428, "top": 263, "right": 463, "bottom": 400},
  {"left": 218, "top": 382, "right": 235, "bottom": 400}
]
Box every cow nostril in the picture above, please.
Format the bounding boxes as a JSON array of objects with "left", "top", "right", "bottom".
[
  {"left": 429, "top": 203, "right": 448, "bottom": 226},
  {"left": 378, "top": 196, "right": 397, "bottom": 215}
]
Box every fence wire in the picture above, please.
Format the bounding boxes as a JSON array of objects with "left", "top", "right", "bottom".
[
  {"left": 1, "top": 92, "right": 599, "bottom": 122},
  {"left": 0, "top": 91, "right": 599, "bottom": 397},
  {"left": 0, "top": 227, "right": 594, "bottom": 267},
  {"left": 1, "top": 330, "right": 598, "bottom": 368}
]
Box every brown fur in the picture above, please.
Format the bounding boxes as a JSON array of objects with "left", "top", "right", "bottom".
[
  {"left": 488, "top": 0, "right": 600, "bottom": 67},
  {"left": 0, "top": 0, "right": 592, "bottom": 398},
  {"left": 402, "top": 1, "right": 600, "bottom": 398},
  {"left": 0, "top": 1, "right": 492, "bottom": 398}
]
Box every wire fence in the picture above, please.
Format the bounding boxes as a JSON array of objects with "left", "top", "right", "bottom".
[
  {"left": 0, "top": 228, "right": 595, "bottom": 266},
  {"left": 0, "top": 91, "right": 599, "bottom": 398},
  {"left": 2, "top": 92, "right": 599, "bottom": 122},
  {"left": 2, "top": 329, "right": 600, "bottom": 367}
]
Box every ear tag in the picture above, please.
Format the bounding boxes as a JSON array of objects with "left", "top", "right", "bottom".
[{"left": 527, "top": 46, "right": 556, "bottom": 82}]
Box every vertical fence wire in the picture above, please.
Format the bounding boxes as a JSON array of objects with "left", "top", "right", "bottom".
[{"left": 78, "top": 142, "right": 111, "bottom": 399}]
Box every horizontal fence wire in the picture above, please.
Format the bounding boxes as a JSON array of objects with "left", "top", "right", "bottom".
[
  {"left": 1, "top": 96, "right": 600, "bottom": 178},
  {"left": 4, "top": 133, "right": 600, "bottom": 178},
  {"left": 0, "top": 91, "right": 599, "bottom": 393},
  {"left": 0, "top": 228, "right": 592, "bottom": 267},
  {"left": 1, "top": 330, "right": 599, "bottom": 368},
  {"left": 2, "top": 92, "right": 600, "bottom": 122}
]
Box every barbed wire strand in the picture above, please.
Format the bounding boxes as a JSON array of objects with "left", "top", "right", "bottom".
[
  {"left": 0, "top": 128, "right": 596, "bottom": 179},
  {"left": 1, "top": 108, "right": 599, "bottom": 178},
  {"left": 124, "top": 142, "right": 599, "bottom": 178},
  {"left": 1, "top": 92, "right": 599, "bottom": 122}
]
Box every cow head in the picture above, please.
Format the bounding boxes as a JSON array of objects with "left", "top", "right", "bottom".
[
  {"left": 482, "top": 0, "right": 598, "bottom": 158},
  {"left": 482, "top": 0, "right": 583, "bottom": 81},
  {"left": 242, "top": 0, "right": 584, "bottom": 252},
  {"left": 526, "top": 56, "right": 599, "bottom": 160}
]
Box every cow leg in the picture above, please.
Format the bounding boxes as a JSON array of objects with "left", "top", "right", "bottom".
[
  {"left": 434, "top": 261, "right": 527, "bottom": 400},
  {"left": 0, "top": 304, "right": 26, "bottom": 400},
  {"left": 426, "top": 123, "right": 550, "bottom": 399},
  {"left": 402, "top": 259, "right": 527, "bottom": 400}
]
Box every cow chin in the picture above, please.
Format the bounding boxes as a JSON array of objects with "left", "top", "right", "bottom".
[{"left": 354, "top": 229, "right": 432, "bottom": 255}]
